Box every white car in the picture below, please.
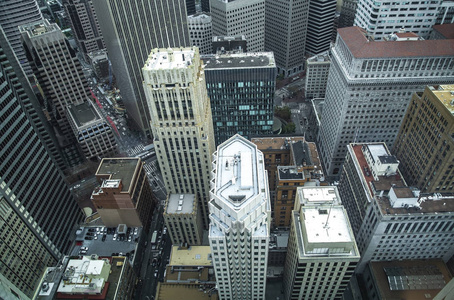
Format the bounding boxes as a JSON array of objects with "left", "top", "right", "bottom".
[{"left": 113, "top": 233, "right": 117, "bottom": 241}]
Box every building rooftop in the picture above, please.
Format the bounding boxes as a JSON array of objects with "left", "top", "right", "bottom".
[
  {"left": 299, "top": 186, "right": 341, "bottom": 206},
  {"left": 144, "top": 48, "right": 196, "bottom": 70},
  {"left": 338, "top": 26, "right": 454, "bottom": 58},
  {"left": 166, "top": 194, "right": 195, "bottom": 214},
  {"left": 67, "top": 101, "right": 102, "bottom": 127},
  {"left": 369, "top": 259, "right": 452, "bottom": 300},
  {"left": 430, "top": 84, "right": 454, "bottom": 115},
  {"left": 95, "top": 158, "right": 141, "bottom": 192},
  {"left": 202, "top": 52, "right": 275, "bottom": 69},
  {"left": 251, "top": 136, "right": 305, "bottom": 151},
  {"left": 307, "top": 50, "right": 331, "bottom": 63},
  {"left": 278, "top": 166, "right": 304, "bottom": 180},
  {"left": 169, "top": 246, "right": 212, "bottom": 266},
  {"left": 155, "top": 283, "right": 218, "bottom": 300},
  {"left": 432, "top": 24, "right": 454, "bottom": 39},
  {"left": 187, "top": 12, "right": 212, "bottom": 22},
  {"left": 19, "top": 19, "right": 58, "bottom": 37},
  {"left": 291, "top": 140, "right": 313, "bottom": 167}
]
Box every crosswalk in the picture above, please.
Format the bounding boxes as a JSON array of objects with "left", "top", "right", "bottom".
[{"left": 127, "top": 144, "right": 145, "bottom": 156}]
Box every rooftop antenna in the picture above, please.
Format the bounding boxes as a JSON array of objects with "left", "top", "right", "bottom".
[{"left": 323, "top": 200, "right": 335, "bottom": 235}]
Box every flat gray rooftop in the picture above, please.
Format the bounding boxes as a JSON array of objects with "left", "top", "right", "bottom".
[
  {"left": 202, "top": 52, "right": 275, "bottom": 69},
  {"left": 96, "top": 158, "right": 140, "bottom": 192},
  {"left": 166, "top": 194, "right": 195, "bottom": 214},
  {"left": 68, "top": 101, "right": 101, "bottom": 127}
]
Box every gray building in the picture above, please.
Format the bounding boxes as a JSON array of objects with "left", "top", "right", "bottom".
[
  {"left": 188, "top": 13, "right": 213, "bottom": 55},
  {"left": 20, "top": 19, "right": 91, "bottom": 167},
  {"left": 339, "top": 0, "right": 357, "bottom": 28},
  {"left": 0, "top": 0, "right": 43, "bottom": 77},
  {"left": 304, "top": 50, "right": 331, "bottom": 100},
  {"left": 305, "top": 0, "right": 337, "bottom": 55},
  {"left": 0, "top": 27, "right": 83, "bottom": 299},
  {"left": 317, "top": 26, "right": 454, "bottom": 177},
  {"left": 339, "top": 143, "right": 454, "bottom": 273},
  {"left": 93, "top": 0, "right": 190, "bottom": 137},
  {"left": 211, "top": 0, "right": 265, "bottom": 52},
  {"left": 202, "top": 52, "right": 276, "bottom": 145},
  {"left": 88, "top": 50, "right": 110, "bottom": 82},
  {"left": 67, "top": 101, "right": 117, "bottom": 161},
  {"left": 264, "top": 0, "right": 309, "bottom": 77},
  {"left": 63, "top": 0, "right": 105, "bottom": 61}
]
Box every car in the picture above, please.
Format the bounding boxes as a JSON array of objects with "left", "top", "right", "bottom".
[
  {"left": 79, "top": 250, "right": 87, "bottom": 254},
  {"left": 86, "top": 232, "right": 94, "bottom": 236},
  {"left": 113, "top": 233, "right": 117, "bottom": 241},
  {"left": 102, "top": 234, "right": 107, "bottom": 242},
  {"left": 94, "top": 235, "right": 98, "bottom": 240},
  {"left": 84, "top": 237, "right": 93, "bottom": 240},
  {"left": 88, "top": 228, "right": 96, "bottom": 232},
  {"left": 163, "top": 227, "right": 167, "bottom": 235},
  {"left": 81, "top": 246, "right": 89, "bottom": 251},
  {"left": 152, "top": 259, "right": 157, "bottom": 267},
  {"left": 128, "top": 236, "right": 132, "bottom": 242},
  {"left": 134, "top": 227, "right": 138, "bottom": 235},
  {"left": 154, "top": 270, "right": 158, "bottom": 277}
]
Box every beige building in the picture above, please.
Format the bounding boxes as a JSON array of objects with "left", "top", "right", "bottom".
[
  {"left": 143, "top": 47, "right": 215, "bottom": 228},
  {"left": 283, "top": 186, "right": 360, "bottom": 300},
  {"left": 91, "top": 158, "right": 157, "bottom": 229},
  {"left": 393, "top": 85, "right": 454, "bottom": 194},
  {"left": 164, "top": 194, "right": 203, "bottom": 246},
  {"left": 305, "top": 50, "right": 331, "bottom": 100}
]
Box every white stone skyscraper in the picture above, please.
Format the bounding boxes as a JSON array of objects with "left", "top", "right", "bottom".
[
  {"left": 93, "top": 0, "right": 190, "bottom": 137},
  {"left": 209, "top": 134, "right": 271, "bottom": 300},
  {"left": 264, "top": 0, "right": 310, "bottom": 77},
  {"left": 211, "top": 0, "right": 266, "bottom": 52},
  {"left": 143, "top": 47, "right": 215, "bottom": 228}
]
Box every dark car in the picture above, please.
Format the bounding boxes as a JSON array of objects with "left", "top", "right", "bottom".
[
  {"left": 84, "top": 237, "right": 93, "bottom": 240},
  {"left": 102, "top": 234, "right": 107, "bottom": 242}
]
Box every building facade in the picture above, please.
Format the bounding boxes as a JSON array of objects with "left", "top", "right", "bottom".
[
  {"left": 393, "top": 85, "right": 454, "bottom": 194},
  {"left": 164, "top": 194, "right": 203, "bottom": 246},
  {"left": 264, "top": 0, "right": 309, "bottom": 77},
  {"left": 0, "top": 0, "right": 43, "bottom": 77},
  {"left": 209, "top": 134, "right": 271, "bottom": 300},
  {"left": 202, "top": 52, "right": 276, "bottom": 146},
  {"left": 92, "top": 0, "right": 190, "bottom": 136},
  {"left": 339, "top": 143, "right": 454, "bottom": 272},
  {"left": 283, "top": 186, "right": 360, "bottom": 300},
  {"left": 92, "top": 158, "right": 156, "bottom": 230},
  {"left": 67, "top": 101, "right": 118, "bottom": 161},
  {"left": 88, "top": 50, "right": 110, "bottom": 82},
  {"left": 188, "top": 13, "right": 213, "bottom": 55},
  {"left": 143, "top": 47, "right": 215, "bottom": 229},
  {"left": 338, "top": 0, "right": 357, "bottom": 28},
  {"left": 304, "top": 50, "right": 331, "bottom": 100},
  {"left": 305, "top": 0, "right": 337, "bottom": 55},
  {"left": 0, "top": 28, "right": 82, "bottom": 298},
  {"left": 63, "top": 0, "right": 105, "bottom": 61},
  {"left": 211, "top": 0, "right": 265, "bottom": 52},
  {"left": 317, "top": 26, "right": 454, "bottom": 177},
  {"left": 354, "top": 0, "right": 443, "bottom": 40},
  {"left": 20, "top": 19, "right": 91, "bottom": 167}
]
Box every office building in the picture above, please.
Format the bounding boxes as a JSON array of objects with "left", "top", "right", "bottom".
[
  {"left": 283, "top": 186, "right": 360, "bottom": 300},
  {"left": 339, "top": 143, "right": 454, "bottom": 272},
  {"left": 354, "top": 0, "right": 444, "bottom": 40},
  {"left": 437, "top": 1, "right": 454, "bottom": 25},
  {"left": 155, "top": 246, "right": 217, "bottom": 300},
  {"left": 430, "top": 23, "right": 454, "bottom": 40},
  {"left": 92, "top": 158, "right": 157, "bottom": 229},
  {"left": 0, "top": 0, "right": 43, "bottom": 77},
  {"left": 252, "top": 137, "right": 325, "bottom": 228},
  {"left": 211, "top": 0, "right": 265, "bottom": 52},
  {"left": 212, "top": 35, "right": 247, "bottom": 53},
  {"left": 264, "top": 0, "right": 309, "bottom": 77},
  {"left": 0, "top": 28, "right": 83, "bottom": 299},
  {"left": 63, "top": 0, "right": 105, "bottom": 62},
  {"left": 186, "top": 0, "right": 196, "bottom": 15},
  {"left": 188, "top": 13, "right": 213, "bottom": 55},
  {"left": 305, "top": 51, "right": 331, "bottom": 99},
  {"left": 338, "top": 0, "right": 357, "bottom": 28},
  {"left": 362, "top": 259, "right": 452, "bottom": 300},
  {"left": 143, "top": 47, "right": 215, "bottom": 228},
  {"left": 209, "top": 134, "right": 271, "bottom": 300},
  {"left": 201, "top": 0, "right": 211, "bottom": 12},
  {"left": 317, "top": 26, "right": 454, "bottom": 177},
  {"left": 88, "top": 50, "right": 110, "bottom": 82},
  {"left": 203, "top": 52, "right": 276, "bottom": 145},
  {"left": 163, "top": 194, "right": 203, "bottom": 246},
  {"left": 92, "top": 0, "right": 190, "bottom": 136},
  {"left": 268, "top": 230, "right": 289, "bottom": 267},
  {"left": 393, "top": 85, "right": 454, "bottom": 194},
  {"left": 67, "top": 101, "right": 118, "bottom": 161},
  {"left": 20, "top": 19, "right": 91, "bottom": 167},
  {"left": 305, "top": 0, "right": 337, "bottom": 55}
]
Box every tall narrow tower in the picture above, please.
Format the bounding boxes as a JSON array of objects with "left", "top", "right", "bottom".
[
  {"left": 209, "top": 134, "right": 271, "bottom": 300},
  {"left": 0, "top": 26, "right": 83, "bottom": 299},
  {"left": 143, "top": 47, "right": 215, "bottom": 228},
  {"left": 93, "top": 0, "right": 190, "bottom": 136}
]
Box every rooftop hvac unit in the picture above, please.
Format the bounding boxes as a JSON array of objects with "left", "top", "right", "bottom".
[{"left": 88, "top": 283, "right": 97, "bottom": 290}]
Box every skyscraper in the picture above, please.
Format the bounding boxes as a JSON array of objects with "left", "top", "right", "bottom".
[
  {"left": 211, "top": 0, "right": 266, "bottom": 52},
  {"left": 305, "top": 0, "right": 337, "bottom": 55},
  {"left": 202, "top": 51, "right": 276, "bottom": 145},
  {"left": 354, "top": 0, "right": 444, "bottom": 40},
  {"left": 209, "top": 134, "right": 271, "bottom": 300},
  {"left": 143, "top": 47, "right": 215, "bottom": 228},
  {"left": 0, "top": 0, "right": 43, "bottom": 77},
  {"left": 0, "top": 26, "right": 83, "bottom": 299},
  {"left": 317, "top": 27, "right": 454, "bottom": 177},
  {"left": 339, "top": 142, "right": 454, "bottom": 272},
  {"left": 338, "top": 0, "right": 357, "bottom": 28},
  {"left": 20, "top": 19, "right": 91, "bottom": 167},
  {"left": 393, "top": 85, "right": 454, "bottom": 194},
  {"left": 92, "top": 0, "right": 190, "bottom": 136},
  {"left": 188, "top": 13, "right": 213, "bottom": 55},
  {"left": 283, "top": 186, "right": 359, "bottom": 300},
  {"left": 63, "top": 0, "right": 106, "bottom": 61},
  {"left": 304, "top": 50, "right": 331, "bottom": 99},
  {"left": 264, "top": 0, "right": 309, "bottom": 76}
]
